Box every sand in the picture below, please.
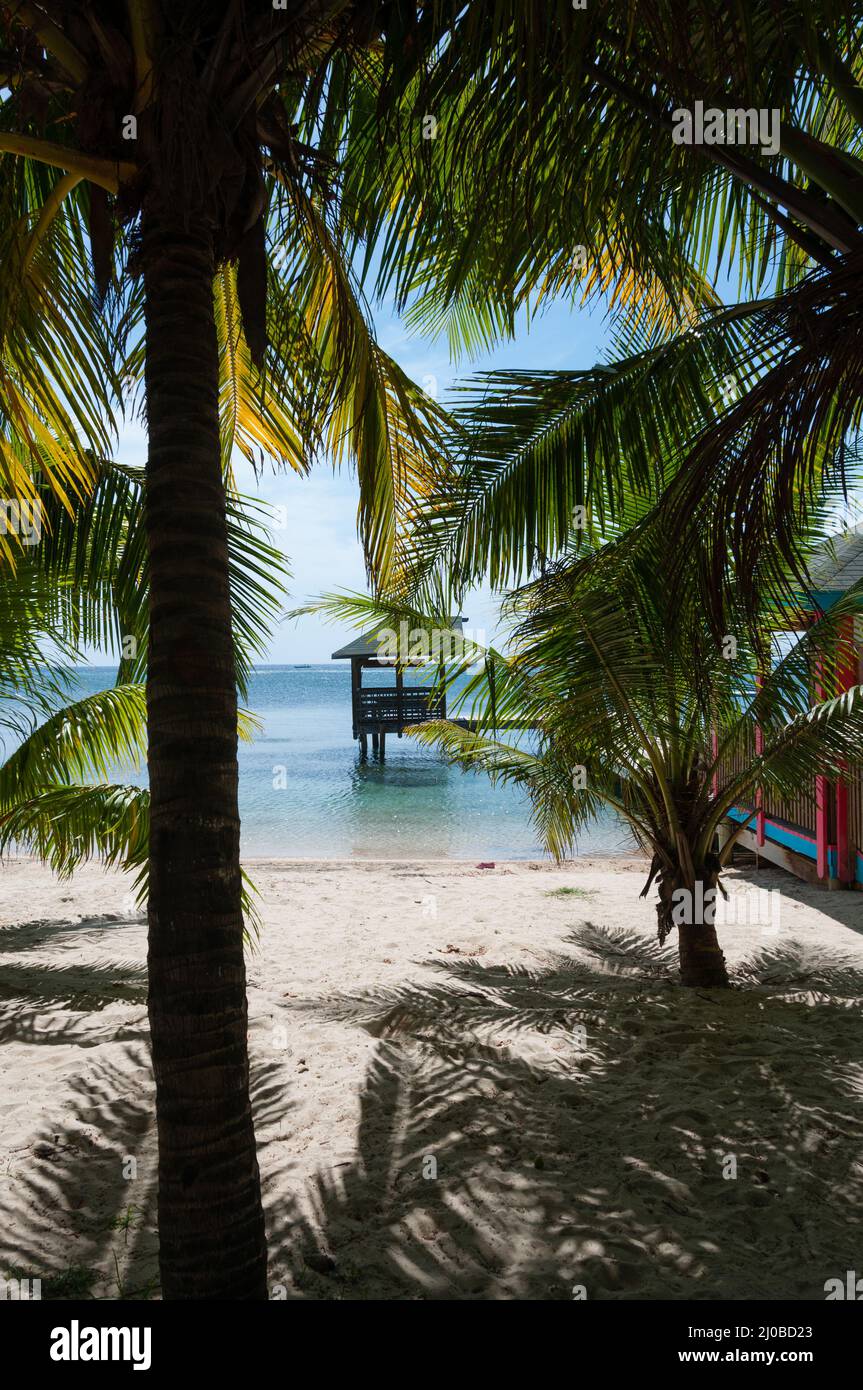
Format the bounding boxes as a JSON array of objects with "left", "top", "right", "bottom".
[{"left": 0, "top": 854, "right": 862, "bottom": 1301}]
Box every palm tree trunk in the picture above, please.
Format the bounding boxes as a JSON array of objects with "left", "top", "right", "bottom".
[
  {"left": 656, "top": 862, "right": 730, "bottom": 988},
  {"left": 677, "top": 862, "right": 730, "bottom": 988},
  {"left": 143, "top": 212, "right": 267, "bottom": 1300},
  {"left": 677, "top": 916, "right": 730, "bottom": 988}
]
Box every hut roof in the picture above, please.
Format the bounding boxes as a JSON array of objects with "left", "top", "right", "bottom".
[
  {"left": 332, "top": 617, "right": 465, "bottom": 660},
  {"left": 807, "top": 522, "right": 863, "bottom": 593}
]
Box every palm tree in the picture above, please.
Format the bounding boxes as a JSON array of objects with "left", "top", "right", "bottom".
[
  {"left": 314, "top": 538, "right": 863, "bottom": 989},
  {"left": 358, "top": 3, "right": 863, "bottom": 622},
  {"left": 2, "top": 0, "right": 856, "bottom": 1296},
  {"left": 0, "top": 2, "right": 480, "bottom": 1298}
]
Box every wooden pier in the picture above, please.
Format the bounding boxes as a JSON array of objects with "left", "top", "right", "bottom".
[{"left": 332, "top": 621, "right": 463, "bottom": 759}]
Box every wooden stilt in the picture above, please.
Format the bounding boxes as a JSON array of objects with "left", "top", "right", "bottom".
[
  {"left": 836, "top": 779, "right": 850, "bottom": 884},
  {"left": 814, "top": 651, "right": 829, "bottom": 878},
  {"left": 835, "top": 615, "right": 856, "bottom": 886},
  {"left": 754, "top": 672, "right": 765, "bottom": 847},
  {"left": 379, "top": 730, "right": 386, "bottom": 760},
  {"left": 372, "top": 730, "right": 379, "bottom": 755},
  {"left": 359, "top": 732, "right": 368, "bottom": 760}
]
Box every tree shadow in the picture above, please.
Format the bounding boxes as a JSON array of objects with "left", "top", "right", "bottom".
[
  {"left": 0, "top": 939, "right": 291, "bottom": 1300},
  {"left": 0, "top": 912, "right": 145, "bottom": 955},
  {"left": 0, "top": 960, "right": 147, "bottom": 1011},
  {"left": 735, "top": 937, "right": 863, "bottom": 999},
  {"left": 268, "top": 923, "right": 863, "bottom": 1300},
  {"left": 0, "top": 1041, "right": 160, "bottom": 1299},
  {"left": 726, "top": 864, "right": 863, "bottom": 936},
  {"left": 0, "top": 913, "right": 148, "bottom": 1035}
]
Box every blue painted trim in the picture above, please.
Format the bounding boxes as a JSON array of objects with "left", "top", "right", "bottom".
[
  {"left": 782, "top": 588, "right": 845, "bottom": 618},
  {"left": 726, "top": 806, "right": 863, "bottom": 883},
  {"left": 726, "top": 806, "right": 819, "bottom": 861}
]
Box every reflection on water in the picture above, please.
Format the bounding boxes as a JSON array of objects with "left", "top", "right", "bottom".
[{"left": 68, "top": 665, "right": 635, "bottom": 860}]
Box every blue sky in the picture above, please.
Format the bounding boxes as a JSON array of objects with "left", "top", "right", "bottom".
[
  {"left": 108, "top": 290, "right": 609, "bottom": 664},
  {"left": 104, "top": 283, "right": 863, "bottom": 666},
  {"left": 262, "top": 294, "right": 610, "bottom": 661}
]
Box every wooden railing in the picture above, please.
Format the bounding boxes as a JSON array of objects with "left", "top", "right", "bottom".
[
  {"left": 356, "top": 686, "right": 446, "bottom": 730},
  {"left": 715, "top": 724, "right": 821, "bottom": 836},
  {"left": 714, "top": 729, "right": 863, "bottom": 881}
]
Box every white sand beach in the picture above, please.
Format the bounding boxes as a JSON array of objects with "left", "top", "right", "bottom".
[{"left": 1, "top": 855, "right": 862, "bottom": 1301}]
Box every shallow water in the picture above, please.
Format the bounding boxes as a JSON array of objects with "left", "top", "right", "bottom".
[{"left": 69, "top": 665, "right": 635, "bottom": 860}]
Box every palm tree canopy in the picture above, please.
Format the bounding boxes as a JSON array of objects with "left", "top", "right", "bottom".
[
  {"left": 0, "top": 4, "right": 467, "bottom": 587},
  {"left": 339, "top": 3, "right": 863, "bottom": 621},
  {"left": 7, "top": 2, "right": 862, "bottom": 597}
]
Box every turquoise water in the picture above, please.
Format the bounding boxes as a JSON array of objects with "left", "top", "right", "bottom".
[{"left": 68, "top": 665, "right": 634, "bottom": 860}]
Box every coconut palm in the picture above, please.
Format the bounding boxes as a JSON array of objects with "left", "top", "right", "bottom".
[
  {"left": 0, "top": 2, "right": 469, "bottom": 1299},
  {"left": 313, "top": 537, "right": 863, "bottom": 989},
  {"left": 2, "top": 0, "right": 857, "bottom": 1298},
  {"left": 387, "top": 256, "right": 863, "bottom": 630},
  {"left": 0, "top": 462, "right": 284, "bottom": 1297},
  {"left": 361, "top": 2, "right": 863, "bottom": 622},
  {"left": 374, "top": 0, "right": 863, "bottom": 320}
]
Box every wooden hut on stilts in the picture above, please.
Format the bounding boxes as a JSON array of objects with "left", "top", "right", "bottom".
[{"left": 331, "top": 619, "right": 465, "bottom": 760}]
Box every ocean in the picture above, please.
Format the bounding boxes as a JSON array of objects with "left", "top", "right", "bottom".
[{"left": 69, "top": 665, "right": 634, "bottom": 860}]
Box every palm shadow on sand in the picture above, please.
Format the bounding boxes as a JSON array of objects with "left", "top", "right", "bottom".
[
  {"left": 0, "top": 1037, "right": 294, "bottom": 1299},
  {"left": 269, "top": 923, "right": 863, "bottom": 1300},
  {"left": 0, "top": 912, "right": 294, "bottom": 1299},
  {"left": 2, "top": 914, "right": 862, "bottom": 1301}
]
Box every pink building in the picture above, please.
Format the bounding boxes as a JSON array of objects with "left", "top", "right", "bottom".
[{"left": 723, "top": 524, "right": 863, "bottom": 891}]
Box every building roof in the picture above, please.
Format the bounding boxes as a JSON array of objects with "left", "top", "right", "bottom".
[
  {"left": 332, "top": 617, "right": 465, "bottom": 660},
  {"left": 807, "top": 522, "right": 863, "bottom": 593}
]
